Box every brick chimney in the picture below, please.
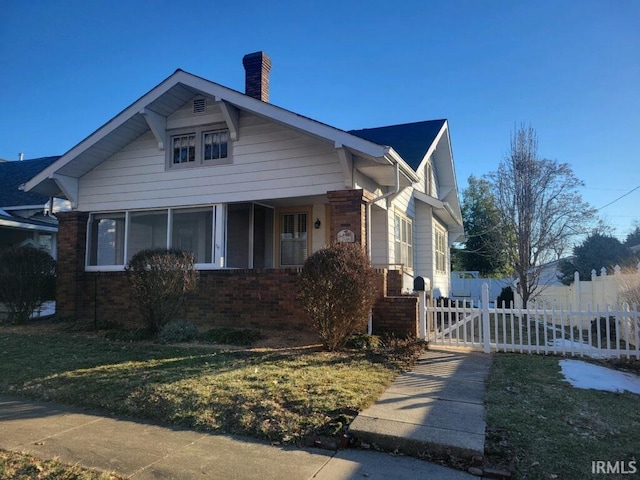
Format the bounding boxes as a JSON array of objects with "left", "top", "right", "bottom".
[{"left": 242, "top": 51, "right": 272, "bottom": 102}]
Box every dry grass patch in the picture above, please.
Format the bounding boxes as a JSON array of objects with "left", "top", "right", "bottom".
[
  {"left": 0, "top": 449, "right": 123, "bottom": 480},
  {"left": 0, "top": 330, "right": 420, "bottom": 444}
]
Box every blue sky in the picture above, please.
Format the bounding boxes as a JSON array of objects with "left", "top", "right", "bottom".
[{"left": 1, "top": 0, "right": 638, "bottom": 240}]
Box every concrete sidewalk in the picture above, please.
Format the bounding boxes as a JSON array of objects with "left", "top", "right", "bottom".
[
  {"left": 0, "top": 396, "right": 475, "bottom": 480},
  {"left": 349, "top": 349, "right": 492, "bottom": 463}
]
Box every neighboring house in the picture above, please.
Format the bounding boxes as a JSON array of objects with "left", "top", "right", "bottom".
[
  {"left": 25, "top": 52, "right": 464, "bottom": 334},
  {"left": 0, "top": 156, "right": 62, "bottom": 257}
]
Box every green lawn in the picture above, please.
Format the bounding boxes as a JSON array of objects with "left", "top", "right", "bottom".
[
  {"left": 0, "top": 331, "right": 405, "bottom": 443},
  {"left": 485, "top": 353, "right": 640, "bottom": 479}
]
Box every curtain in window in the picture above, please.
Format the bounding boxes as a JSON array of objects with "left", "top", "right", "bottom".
[{"left": 280, "top": 213, "right": 307, "bottom": 266}]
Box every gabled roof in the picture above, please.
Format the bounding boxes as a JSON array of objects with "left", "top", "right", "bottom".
[
  {"left": 0, "top": 157, "right": 60, "bottom": 207},
  {"left": 25, "top": 69, "right": 419, "bottom": 203},
  {"left": 349, "top": 120, "right": 447, "bottom": 171}
]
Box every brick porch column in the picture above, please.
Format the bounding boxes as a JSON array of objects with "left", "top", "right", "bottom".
[
  {"left": 327, "top": 189, "right": 373, "bottom": 251},
  {"left": 55, "top": 211, "right": 89, "bottom": 318}
]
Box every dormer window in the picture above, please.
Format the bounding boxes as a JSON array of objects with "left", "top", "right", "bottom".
[
  {"left": 203, "top": 130, "right": 228, "bottom": 161},
  {"left": 167, "top": 126, "right": 231, "bottom": 169},
  {"left": 172, "top": 134, "right": 196, "bottom": 164}
]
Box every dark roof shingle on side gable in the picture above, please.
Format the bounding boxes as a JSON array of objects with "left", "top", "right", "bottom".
[
  {"left": 349, "top": 119, "right": 446, "bottom": 171},
  {"left": 0, "top": 156, "right": 60, "bottom": 207}
]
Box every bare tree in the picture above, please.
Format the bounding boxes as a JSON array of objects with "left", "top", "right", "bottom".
[{"left": 488, "top": 124, "right": 595, "bottom": 306}]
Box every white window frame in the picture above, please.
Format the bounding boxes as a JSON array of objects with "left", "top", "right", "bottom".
[
  {"left": 394, "top": 212, "right": 413, "bottom": 271},
  {"left": 166, "top": 124, "right": 232, "bottom": 170},
  {"left": 276, "top": 207, "right": 311, "bottom": 268},
  {"left": 86, "top": 205, "right": 226, "bottom": 271},
  {"left": 435, "top": 227, "right": 447, "bottom": 274}
]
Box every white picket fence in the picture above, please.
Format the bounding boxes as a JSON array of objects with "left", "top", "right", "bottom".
[{"left": 423, "top": 283, "right": 640, "bottom": 359}]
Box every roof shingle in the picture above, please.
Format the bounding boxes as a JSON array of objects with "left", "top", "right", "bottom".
[
  {"left": 0, "top": 157, "right": 60, "bottom": 207},
  {"left": 349, "top": 120, "right": 446, "bottom": 171}
]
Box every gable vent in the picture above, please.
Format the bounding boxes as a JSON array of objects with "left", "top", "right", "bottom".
[{"left": 193, "top": 98, "right": 206, "bottom": 113}]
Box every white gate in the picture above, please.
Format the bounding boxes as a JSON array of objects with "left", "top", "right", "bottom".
[{"left": 423, "top": 284, "right": 640, "bottom": 359}]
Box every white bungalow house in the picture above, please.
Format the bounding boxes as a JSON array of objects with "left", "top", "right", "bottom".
[{"left": 25, "top": 52, "right": 463, "bottom": 334}]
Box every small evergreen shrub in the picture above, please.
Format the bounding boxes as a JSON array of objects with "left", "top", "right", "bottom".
[
  {"left": 0, "top": 246, "right": 56, "bottom": 324},
  {"left": 298, "top": 243, "right": 379, "bottom": 351},
  {"left": 200, "top": 327, "right": 264, "bottom": 346},
  {"left": 126, "top": 248, "right": 198, "bottom": 335},
  {"left": 158, "top": 320, "right": 199, "bottom": 344},
  {"left": 497, "top": 286, "right": 514, "bottom": 307}
]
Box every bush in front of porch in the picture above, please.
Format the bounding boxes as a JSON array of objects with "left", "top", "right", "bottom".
[
  {"left": 126, "top": 248, "right": 199, "bottom": 335},
  {"left": 298, "top": 243, "right": 378, "bottom": 351}
]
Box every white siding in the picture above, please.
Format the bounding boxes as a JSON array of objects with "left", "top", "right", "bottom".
[
  {"left": 311, "top": 203, "right": 328, "bottom": 253},
  {"left": 370, "top": 206, "right": 388, "bottom": 266},
  {"left": 78, "top": 112, "right": 345, "bottom": 212},
  {"left": 414, "top": 200, "right": 433, "bottom": 277},
  {"left": 391, "top": 186, "right": 452, "bottom": 296}
]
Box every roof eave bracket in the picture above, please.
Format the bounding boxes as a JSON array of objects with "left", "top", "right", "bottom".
[
  {"left": 140, "top": 108, "right": 167, "bottom": 150},
  {"left": 215, "top": 98, "right": 239, "bottom": 141},
  {"left": 335, "top": 144, "right": 354, "bottom": 188},
  {"left": 52, "top": 174, "right": 79, "bottom": 208}
]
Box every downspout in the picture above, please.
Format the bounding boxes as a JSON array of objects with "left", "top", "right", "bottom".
[{"left": 366, "top": 161, "right": 400, "bottom": 334}]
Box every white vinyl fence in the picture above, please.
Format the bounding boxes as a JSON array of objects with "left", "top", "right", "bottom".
[
  {"left": 423, "top": 283, "right": 640, "bottom": 359},
  {"left": 530, "top": 264, "right": 640, "bottom": 310}
]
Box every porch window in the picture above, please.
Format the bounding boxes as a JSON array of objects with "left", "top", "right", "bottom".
[
  {"left": 172, "top": 208, "right": 212, "bottom": 263},
  {"left": 128, "top": 210, "right": 168, "bottom": 261},
  {"left": 226, "top": 203, "right": 274, "bottom": 268},
  {"left": 86, "top": 204, "right": 273, "bottom": 270},
  {"left": 394, "top": 213, "right": 413, "bottom": 269},
  {"left": 279, "top": 212, "right": 308, "bottom": 267},
  {"left": 88, "top": 213, "right": 125, "bottom": 266},
  {"left": 435, "top": 228, "right": 447, "bottom": 273}
]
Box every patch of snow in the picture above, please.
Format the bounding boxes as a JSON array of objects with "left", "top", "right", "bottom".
[
  {"left": 31, "top": 301, "right": 56, "bottom": 318},
  {"left": 559, "top": 359, "right": 640, "bottom": 394}
]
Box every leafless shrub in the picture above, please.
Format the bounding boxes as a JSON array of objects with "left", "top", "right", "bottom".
[
  {"left": 0, "top": 246, "right": 56, "bottom": 324},
  {"left": 126, "top": 248, "right": 198, "bottom": 334},
  {"left": 616, "top": 265, "right": 640, "bottom": 307},
  {"left": 298, "top": 243, "right": 378, "bottom": 351}
]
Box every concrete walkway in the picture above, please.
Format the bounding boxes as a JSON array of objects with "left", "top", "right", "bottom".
[
  {"left": 0, "top": 396, "right": 475, "bottom": 480},
  {"left": 349, "top": 349, "right": 492, "bottom": 463}
]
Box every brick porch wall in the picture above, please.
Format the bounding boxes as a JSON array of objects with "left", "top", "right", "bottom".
[
  {"left": 56, "top": 207, "right": 419, "bottom": 336},
  {"left": 372, "top": 296, "right": 419, "bottom": 337},
  {"left": 79, "top": 269, "right": 418, "bottom": 335},
  {"left": 55, "top": 211, "right": 89, "bottom": 318},
  {"left": 78, "top": 269, "right": 308, "bottom": 331}
]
